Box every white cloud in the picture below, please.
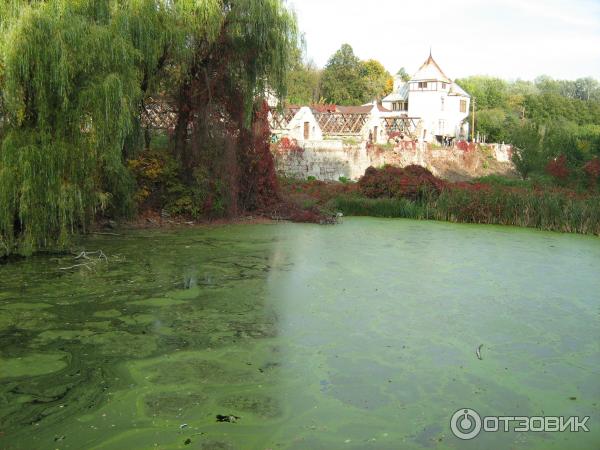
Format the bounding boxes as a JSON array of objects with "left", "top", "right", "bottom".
[
  {"left": 290, "top": 0, "right": 600, "bottom": 80},
  {"left": 497, "top": 0, "right": 600, "bottom": 28}
]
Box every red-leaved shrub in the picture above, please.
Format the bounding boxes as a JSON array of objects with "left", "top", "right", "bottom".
[
  {"left": 546, "top": 155, "right": 570, "bottom": 181},
  {"left": 358, "top": 165, "right": 446, "bottom": 201},
  {"left": 584, "top": 157, "right": 600, "bottom": 184},
  {"left": 456, "top": 140, "right": 476, "bottom": 152},
  {"left": 276, "top": 136, "right": 304, "bottom": 155}
]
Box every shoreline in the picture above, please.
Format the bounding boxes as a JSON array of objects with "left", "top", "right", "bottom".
[{"left": 109, "top": 211, "right": 277, "bottom": 232}]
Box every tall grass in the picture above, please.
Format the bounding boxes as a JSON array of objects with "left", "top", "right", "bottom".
[
  {"left": 333, "top": 189, "right": 600, "bottom": 235},
  {"left": 334, "top": 196, "right": 431, "bottom": 219}
]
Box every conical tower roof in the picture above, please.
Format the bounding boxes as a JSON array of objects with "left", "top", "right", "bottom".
[{"left": 411, "top": 52, "right": 451, "bottom": 83}]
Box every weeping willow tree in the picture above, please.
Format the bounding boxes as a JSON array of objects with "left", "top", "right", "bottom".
[
  {"left": 0, "top": 0, "right": 297, "bottom": 256},
  {"left": 0, "top": 1, "right": 141, "bottom": 256}
]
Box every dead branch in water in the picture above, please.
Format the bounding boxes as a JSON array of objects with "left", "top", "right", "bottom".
[
  {"left": 59, "top": 250, "right": 108, "bottom": 271},
  {"left": 74, "top": 250, "right": 108, "bottom": 262},
  {"left": 59, "top": 262, "right": 94, "bottom": 271}
]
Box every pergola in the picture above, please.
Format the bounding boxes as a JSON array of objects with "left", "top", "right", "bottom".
[
  {"left": 269, "top": 107, "right": 300, "bottom": 130},
  {"left": 383, "top": 116, "right": 419, "bottom": 139},
  {"left": 313, "top": 112, "right": 369, "bottom": 135},
  {"left": 141, "top": 97, "right": 178, "bottom": 130}
]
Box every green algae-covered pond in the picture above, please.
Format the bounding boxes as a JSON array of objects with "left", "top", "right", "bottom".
[{"left": 1, "top": 218, "right": 599, "bottom": 449}]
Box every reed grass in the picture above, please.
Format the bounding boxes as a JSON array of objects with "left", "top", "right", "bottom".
[{"left": 333, "top": 189, "right": 600, "bottom": 235}]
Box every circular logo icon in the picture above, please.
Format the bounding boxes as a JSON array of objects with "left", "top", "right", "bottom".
[{"left": 450, "top": 408, "right": 482, "bottom": 440}]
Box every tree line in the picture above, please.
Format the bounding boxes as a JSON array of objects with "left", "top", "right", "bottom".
[
  {"left": 287, "top": 43, "right": 398, "bottom": 105},
  {"left": 289, "top": 45, "right": 600, "bottom": 187},
  {"left": 456, "top": 75, "right": 600, "bottom": 184}
]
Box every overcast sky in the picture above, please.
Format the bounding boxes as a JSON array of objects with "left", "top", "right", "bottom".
[{"left": 289, "top": 0, "right": 600, "bottom": 81}]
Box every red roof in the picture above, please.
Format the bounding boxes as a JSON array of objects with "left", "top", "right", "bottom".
[
  {"left": 286, "top": 104, "right": 337, "bottom": 113},
  {"left": 285, "top": 103, "right": 390, "bottom": 114},
  {"left": 311, "top": 104, "right": 338, "bottom": 113},
  {"left": 336, "top": 105, "right": 373, "bottom": 114}
]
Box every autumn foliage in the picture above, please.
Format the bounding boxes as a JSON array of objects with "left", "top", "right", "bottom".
[
  {"left": 358, "top": 165, "right": 446, "bottom": 201},
  {"left": 545, "top": 154, "right": 570, "bottom": 181},
  {"left": 584, "top": 157, "right": 600, "bottom": 185},
  {"left": 275, "top": 136, "right": 304, "bottom": 154},
  {"left": 456, "top": 140, "right": 476, "bottom": 152},
  {"left": 238, "top": 102, "right": 280, "bottom": 210}
]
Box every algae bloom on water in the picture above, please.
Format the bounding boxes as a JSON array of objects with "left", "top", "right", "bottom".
[{"left": 0, "top": 219, "right": 599, "bottom": 450}]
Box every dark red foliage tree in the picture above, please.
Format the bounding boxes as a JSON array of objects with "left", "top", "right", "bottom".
[
  {"left": 546, "top": 154, "right": 570, "bottom": 181},
  {"left": 238, "top": 101, "right": 279, "bottom": 210},
  {"left": 167, "top": 1, "right": 296, "bottom": 217}
]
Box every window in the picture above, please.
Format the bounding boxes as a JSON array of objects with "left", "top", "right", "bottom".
[
  {"left": 442, "top": 83, "right": 447, "bottom": 89},
  {"left": 441, "top": 97, "right": 445, "bottom": 111},
  {"left": 460, "top": 99, "right": 467, "bottom": 113},
  {"left": 418, "top": 82, "right": 428, "bottom": 89}
]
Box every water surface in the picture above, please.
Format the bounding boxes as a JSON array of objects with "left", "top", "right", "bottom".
[{"left": 0, "top": 218, "right": 599, "bottom": 449}]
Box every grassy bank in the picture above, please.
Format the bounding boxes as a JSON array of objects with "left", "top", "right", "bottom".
[
  {"left": 333, "top": 189, "right": 600, "bottom": 235},
  {"left": 281, "top": 167, "right": 600, "bottom": 236}
]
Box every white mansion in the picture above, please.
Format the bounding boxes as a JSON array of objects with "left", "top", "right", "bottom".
[
  {"left": 268, "top": 54, "right": 513, "bottom": 182},
  {"left": 270, "top": 52, "right": 471, "bottom": 145},
  {"left": 382, "top": 53, "right": 471, "bottom": 142}
]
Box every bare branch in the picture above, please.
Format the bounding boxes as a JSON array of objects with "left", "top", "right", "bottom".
[{"left": 59, "top": 250, "right": 109, "bottom": 271}]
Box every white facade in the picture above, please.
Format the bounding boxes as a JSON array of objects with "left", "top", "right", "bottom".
[
  {"left": 272, "top": 106, "right": 323, "bottom": 142},
  {"left": 271, "top": 104, "right": 383, "bottom": 143},
  {"left": 362, "top": 104, "right": 388, "bottom": 144},
  {"left": 382, "top": 54, "right": 470, "bottom": 142}
]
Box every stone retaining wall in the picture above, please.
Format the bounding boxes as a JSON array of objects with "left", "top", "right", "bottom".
[{"left": 273, "top": 140, "right": 516, "bottom": 181}]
